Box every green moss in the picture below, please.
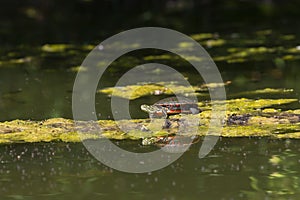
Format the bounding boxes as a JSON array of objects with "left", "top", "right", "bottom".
[
  {"left": 199, "top": 81, "right": 232, "bottom": 90},
  {"left": 99, "top": 81, "right": 233, "bottom": 100},
  {"left": 178, "top": 42, "right": 194, "bottom": 48},
  {"left": 280, "top": 34, "right": 296, "bottom": 40},
  {"left": 203, "top": 98, "right": 298, "bottom": 114},
  {"left": 214, "top": 46, "right": 276, "bottom": 63},
  {"left": 239, "top": 88, "right": 293, "bottom": 95},
  {"left": 69, "top": 65, "right": 88, "bottom": 72},
  {"left": 222, "top": 125, "right": 270, "bottom": 137},
  {"left": 0, "top": 98, "right": 299, "bottom": 144},
  {"left": 203, "top": 39, "right": 226, "bottom": 47},
  {"left": 262, "top": 108, "right": 279, "bottom": 113},
  {"left": 98, "top": 82, "right": 198, "bottom": 100},
  {"left": 230, "top": 88, "right": 295, "bottom": 100},
  {"left": 285, "top": 109, "right": 300, "bottom": 114},
  {"left": 190, "top": 33, "right": 214, "bottom": 41},
  {"left": 143, "top": 54, "right": 177, "bottom": 61},
  {"left": 41, "top": 44, "right": 73, "bottom": 52}
]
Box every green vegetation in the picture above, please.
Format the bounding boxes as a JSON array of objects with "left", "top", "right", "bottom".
[
  {"left": 98, "top": 81, "right": 232, "bottom": 100},
  {"left": 1, "top": 29, "right": 300, "bottom": 71},
  {"left": 99, "top": 82, "right": 197, "bottom": 100},
  {"left": 0, "top": 98, "right": 299, "bottom": 144}
]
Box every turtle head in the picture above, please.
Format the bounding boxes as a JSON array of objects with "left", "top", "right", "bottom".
[{"left": 141, "top": 104, "right": 153, "bottom": 113}]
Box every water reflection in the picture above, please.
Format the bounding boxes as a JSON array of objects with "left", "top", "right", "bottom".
[{"left": 243, "top": 143, "right": 300, "bottom": 199}]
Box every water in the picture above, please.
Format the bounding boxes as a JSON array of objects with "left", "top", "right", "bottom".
[
  {"left": 1, "top": 44, "right": 300, "bottom": 121},
  {"left": 1, "top": 138, "right": 300, "bottom": 200}
]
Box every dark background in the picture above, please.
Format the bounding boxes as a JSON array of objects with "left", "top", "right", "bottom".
[{"left": 1, "top": 0, "right": 300, "bottom": 44}]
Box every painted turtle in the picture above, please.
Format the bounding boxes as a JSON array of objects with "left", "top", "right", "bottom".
[
  {"left": 141, "top": 97, "right": 200, "bottom": 119},
  {"left": 140, "top": 97, "right": 201, "bottom": 146}
]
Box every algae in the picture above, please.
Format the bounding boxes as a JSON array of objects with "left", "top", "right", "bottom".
[
  {"left": 98, "top": 82, "right": 200, "bottom": 100},
  {"left": 231, "top": 88, "right": 294, "bottom": 98},
  {"left": 41, "top": 44, "right": 74, "bottom": 53},
  {"left": 0, "top": 98, "right": 300, "bottom": 144},
  {"left": 98, "top": 81, "right": 233, "bottom": 100},
  {"left": 1, "top": 30, "right": 300, "bottom": 70}
]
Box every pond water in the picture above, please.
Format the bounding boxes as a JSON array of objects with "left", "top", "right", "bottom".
[
  {"left": 2, "top": 1, "right": 300, "bottom": 199},
  {"left": 1, "top": 138, "right": 300, "bottom": 200},
  {"left": 1, "top": 38, "right": 300, "bottom": 121}
]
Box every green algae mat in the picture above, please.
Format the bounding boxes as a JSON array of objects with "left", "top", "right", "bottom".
[{"left": 1, "top": 98, "right": 300, "bottom": 144}]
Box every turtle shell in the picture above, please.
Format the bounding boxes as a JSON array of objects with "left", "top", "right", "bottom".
[{"left": 153, "top": 97, "right": 199, "bottom": 115}]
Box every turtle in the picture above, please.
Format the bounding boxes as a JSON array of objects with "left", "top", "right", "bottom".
[
  {"left": 140, "top": 97, "right": 200, "bottom": 129},
  {"left": 140, "top": 97, "right": 201, "bottom": 146},
  {"left": 140, "top": 97, "right": 200, "bottom": 119}
]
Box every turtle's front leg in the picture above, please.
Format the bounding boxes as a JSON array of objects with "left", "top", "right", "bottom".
[
  {"left": 161, "top": 107, "right": 171, "bottom": 129},
  {"left": 162, "top": 118, "right": 172, "bottom": 129}
]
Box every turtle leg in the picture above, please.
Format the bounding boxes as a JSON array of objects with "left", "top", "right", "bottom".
[
  {"left": 160, "top": 107, "right": 172, "bottom": 129},
  {"left": 162, "top": 118, "right": 172, "bottom": 129}
]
